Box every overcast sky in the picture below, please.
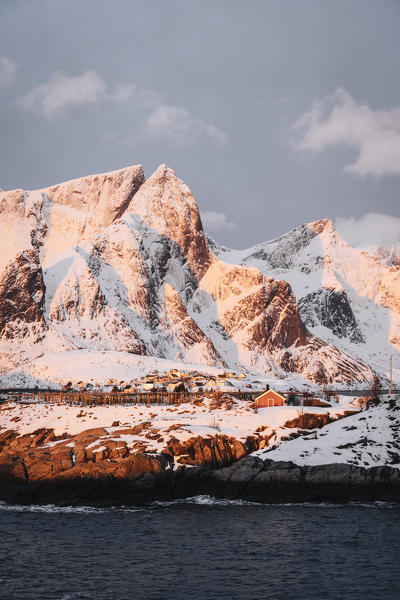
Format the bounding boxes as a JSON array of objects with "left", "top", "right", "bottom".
[{"left": 1, "top": 0, "right": 399, "bottom": 248}]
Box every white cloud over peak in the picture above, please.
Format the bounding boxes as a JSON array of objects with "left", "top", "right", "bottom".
[
  {"left": 201, "top": 210, "right": 236, "bottom": 233},
  {"left": 292, "top": 88, "right": 400, "bottom": 177},
  {"left": 335, "top": 212, "right": 400, "bottom": 248},
  {"left": 17, "top": 71, "right": 161, "bottom": 118},
  {"left": 17, "top": 70, "right": 228, "bottom": 148},
  {"left": 18, "top": 70, "right": 107, "bottom": 117},
  {"left": 0, "top": 57, "right": 18, "bottom": 86},
  {"left": 143, "top": 104, "right": 228, "bottom": 147}
]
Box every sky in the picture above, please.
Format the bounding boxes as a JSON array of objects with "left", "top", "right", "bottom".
[{"left": 0, "top": 0, "right": 399, "bottom": 248}]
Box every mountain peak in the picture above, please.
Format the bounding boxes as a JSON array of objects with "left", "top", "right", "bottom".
[
  {"left": 127, "top": 165, "right": 210, "bottom": 279},
  {"left": 43, "top": 163, "right": 145, "bottom": 193},
  {"left": 308, "top": 218, "right": 334, "bottom": 235}
]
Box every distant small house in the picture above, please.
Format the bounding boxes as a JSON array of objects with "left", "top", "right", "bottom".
[
  {"left": 255, "top": 389, "right": 287, "bottom": 408},
  {"left": 189, "top": 385, "right": 203, "bottom": 393},
  {"left": 142, "top": 383, "right": 154, "bottom": 391},
  {"left": 167, "top": 382, "right": 186, "bottom": 393},
  {"left": 216, "top": 379, "right": 230, "bottom": 386},
  {"left": 123, "top": 385, "right": 135, "bottom": 392},
  {"left": 169, "top": 369, "right": 185, "bottom": 378}
]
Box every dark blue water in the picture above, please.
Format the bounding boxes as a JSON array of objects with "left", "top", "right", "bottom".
[{"left": 1, "top": 497, "right": 399, "bottom": 600}]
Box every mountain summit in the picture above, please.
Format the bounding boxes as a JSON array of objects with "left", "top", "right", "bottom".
[{"left": 1, "top": 164, "right": 398, "bottom": 387}]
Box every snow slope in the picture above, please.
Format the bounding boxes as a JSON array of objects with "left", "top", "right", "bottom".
[
  {"left": 257, "top": 396, "right": 400, "bottom": 469},
  {"left": 0, "top": 396, "right": 356, "bottom": 460}
]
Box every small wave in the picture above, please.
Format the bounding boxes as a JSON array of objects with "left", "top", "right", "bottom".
[
  {"left": 0, "top": 498, "right": 396, "bottom": 513},
  {"left": 277, "top": 501, "right": 398, "bottom": 509},
  {"left": 0, "top": 501, "right": 107, "bottom": 514},
  {"left": 151, "top": 495, "right": 262, "bottom": 507},
  {"left": 151, "top": 497, "right": 399, "bottom": 509},
  {"left": 0, "top": 500, "right": 149, "bottom": 514}
]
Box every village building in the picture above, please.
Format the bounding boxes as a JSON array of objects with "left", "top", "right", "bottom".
[
  {"left": 167, "top": 382, "right": 186, "bottom": 392},
  {"left": 142, "top": 382, "right": 155, "bottom": 391},
  {"left": 254, "top": 389, "right": 287, "bottom": 408}
]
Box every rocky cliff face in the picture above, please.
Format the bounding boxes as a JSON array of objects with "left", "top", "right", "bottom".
[
  {"left": 1, "top": 163, "right": 395, "bottom": 385},
  {"left": 213, "top": 219, "right": 400, "bottom": 384}
]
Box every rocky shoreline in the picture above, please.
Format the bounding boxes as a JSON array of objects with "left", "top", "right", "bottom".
[
  {"left": 1, "top": 397, "right": 399, "bottom": 507},
  {"left": 1, "top": 452, "right": 400, "bottom": 507}
]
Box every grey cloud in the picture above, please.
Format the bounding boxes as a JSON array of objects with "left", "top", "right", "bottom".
[
  {"left": 17, "top": 68, "right": 227, "bottom": 149},
  {"left": 143, "top": 104, "right": 228, "bottom": 147},
  {"left": 17, "top": 70, "right": 107, "bottom": 117},
  {"left": 0, "top": 56, "right": 17, "bottom": 86}
]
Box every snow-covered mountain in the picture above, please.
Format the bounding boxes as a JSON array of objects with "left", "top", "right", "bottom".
[
  {"left": 211, "top": 219, "right": 400, "bottom": 384},
  {"left": 1, "top": 163, "right": 398, "bottom": 387}
]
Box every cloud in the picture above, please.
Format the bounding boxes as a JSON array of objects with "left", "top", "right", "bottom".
[
  {"left": 201, "top": 210, "right": 236, "bottom": 233},
  {"left": 108, "top": 83, "right": 135, "bottom": 102},
  {"left": 143, "top": 104, "right": 228, "bottom": 147},
  {"left": 292, "top": 88, "right": 400, "bottom": 177},
  {"left": 18, "top": 70, "right": 107, "bottom": 117},
  {"left": 17, "top": 70, "right": 228, "bottom": 147},
  {"left": 0, "top": 57, "right": 17, "bottom": 86},
  {"left": 335, "top": 212, "right": 400, "bottom": 248},
  {"left": 108, "top": 84, "right": 161, "bottom": 106}
]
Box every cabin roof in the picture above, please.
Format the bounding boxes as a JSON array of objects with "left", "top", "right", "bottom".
[{"left": 255, "top": 389, "right": 287, "bottom": 402}]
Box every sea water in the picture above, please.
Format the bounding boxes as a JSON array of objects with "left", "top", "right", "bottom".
[{"left": 0, "top": 498, "right": 399, "bottom": 600}]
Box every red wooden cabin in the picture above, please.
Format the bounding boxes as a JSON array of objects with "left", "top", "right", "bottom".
[{"left": 254, "top": 389, "right": 287, "bottom": 408}]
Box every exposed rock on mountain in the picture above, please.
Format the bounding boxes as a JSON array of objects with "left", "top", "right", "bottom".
[
  {"left": 0, "top": 250, "right": 46, "bottom": 336},
  {"left": 298, "top": 289, "right": 364, "bottom": 343},
  {"left": 214, "top": 218, "right": 400, "bottom": 383},
  {"left": 1, "top": 163, "right": 397, "bottom": 385},
  {"left": 127, "top": 164, "right": 211, "bottom": 280}
]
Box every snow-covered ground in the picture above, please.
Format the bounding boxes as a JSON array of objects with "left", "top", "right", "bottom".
[
  {"left": 2, "top": 389, "right": 398, "bottom": 470},
  {"left": 257, "top": 395, "right": 400, "bottom": 469},
  {"left": 0, "top": 393, "right": 357, "bottom": 458}
]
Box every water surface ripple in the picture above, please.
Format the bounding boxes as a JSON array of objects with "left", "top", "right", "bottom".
[{"left": 0, "top": 499, "right": 399, "bottom": 600}]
